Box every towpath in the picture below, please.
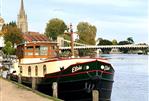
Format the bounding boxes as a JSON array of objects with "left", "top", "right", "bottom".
[{"left": 0, "top": 78, "right": 55, "bottom": 101}]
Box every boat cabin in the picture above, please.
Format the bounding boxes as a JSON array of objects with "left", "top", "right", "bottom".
[{"left": 16, "top": 32, "right": 59, "bottom": 64}]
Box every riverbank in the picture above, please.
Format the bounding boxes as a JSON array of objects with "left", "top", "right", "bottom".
[{"left": 0, "top": 77, "right": 62, "bottom": 101}]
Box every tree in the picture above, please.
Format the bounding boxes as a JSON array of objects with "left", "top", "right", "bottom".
[
  {"left": 118, "top": 37, "right": 134, "bottom": 45},
  {"left": 77, "top": 22, "right": 97, "bottom": 56},
  {"left": 45, "top": 18, "right": 67, "bottom": 40},
  {"left": 77, "top": 22, "right": 97, "bottom": 45},
  {"left": 2, "top": 41, "right": 15, "bottom": 55},
  {"left": 127, "top": 37, "right": 134, "bottom": 44},
  {"left": 118, "top": 41, "right": 130, "bottom": 45},
  {"left": 2, "top": 22, "right": 23, "bottom": 47},
  {"left": 98, "top": 39, "right": 112, "bottom": 45},
  {"left": 112, "top": 39, "right": 118, "bottom": 45}
]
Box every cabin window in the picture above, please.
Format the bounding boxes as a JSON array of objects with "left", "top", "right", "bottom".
[
  {"left": 25, "top": 46, "right": 33, "bottom": 56},
  {"left": 50, "top": 45, "right": 58, "bottom": 57},
  {"left": 35, "top": 46, "right": 40, "bottom": 55},
  {"left": 35, "top": 46, "right": 48, "bottom": 56},
  {"left": 19, "top": 66, "right": 22, "bottom": 74},
  {"left": 51, "top": 45, "right": 57, "bottom": 50},
  {"left": 25, "top": 52, "right": 33, "bottom": 56},
  {"left": 35, "top": 66, "right": 38, "bottom": 76},
  {"left": 28, "top": 66, "right": 31, "bottom": 76},
  {"left": 40, "top": 46, "right": 48, "bottom": 55},
  {"left": 43, "top": 65, "right": 47, "bottom": 75},
  {"left": 27, "top": 46, "right": 33, "bottom": 50}
]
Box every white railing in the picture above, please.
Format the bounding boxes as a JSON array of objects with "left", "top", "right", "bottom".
[{"left": 60, "top": 44, "right": 149, "bottom": 50}]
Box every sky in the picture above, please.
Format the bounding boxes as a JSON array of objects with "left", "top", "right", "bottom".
[{"left": 1, "top": 0, "right": 148, "bottom": 44}]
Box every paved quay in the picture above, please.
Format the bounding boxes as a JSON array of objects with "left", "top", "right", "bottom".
[{"left": 0, "top": 78, "right": 59, "bottom": 101}]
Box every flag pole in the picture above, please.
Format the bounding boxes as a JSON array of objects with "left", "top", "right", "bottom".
[{"left": 70, "top": 23, "right": 75, "bottom": 57}]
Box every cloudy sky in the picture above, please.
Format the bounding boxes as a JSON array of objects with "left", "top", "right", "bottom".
[{"left": 1, "top": 0, "right": 148, "bottom": 43}]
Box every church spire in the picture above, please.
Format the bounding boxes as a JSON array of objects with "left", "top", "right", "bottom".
[
  {"left": 21, "top": 0, "right": 24, "bottom": 11},
  {"left": 17, "top": 0, "right": 28, "bottom": 33}
]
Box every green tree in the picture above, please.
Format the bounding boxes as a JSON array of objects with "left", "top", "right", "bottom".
[
  {"left": 2, "top": 41, "right": 15, "bottom": 55},
  {"left": 118, "top": 41, "right": 130, "bottom": 45},
  {"left": 45, "top": 18, "right": 67, "bottom": 40},
  {"left": 112, "top": 39, "right": 118, "bottom": 45},
  {"left": 118, "top": 37, "right": 134, "bottom": 45},
  {"left": 98, "top": 39, "right": 112, "bottom": 45},
  {"left": 77, "top": 22, "right": 97, "bottom": 45},
  {"left": 127, "top": 37, "right": 134, "bottom": 44},
  {"left": 2, "top": 22, "right": 23, "bottom": 47}
]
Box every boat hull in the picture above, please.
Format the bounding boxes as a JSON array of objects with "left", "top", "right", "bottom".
[
  {"left": 10, "top": 59, "right": 114, "bottom": 101},
  {"left": 39, "top": 59, "right": 114, "bottom": 101},
  {"left": 38, "top": 75, "right": 113, "bottom": 101}
]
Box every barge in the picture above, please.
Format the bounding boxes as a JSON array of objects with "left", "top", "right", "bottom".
[{"left": 10, "top": 32, "right": 114, "bottom": 101}]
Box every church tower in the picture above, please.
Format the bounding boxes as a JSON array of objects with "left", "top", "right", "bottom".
[{"left": 17, "top": 0, "right": 28, "bottom": 33}]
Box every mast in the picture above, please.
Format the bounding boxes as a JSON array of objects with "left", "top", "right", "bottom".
[
  {"left": 64, "top": 23, "right": 75, "bottom": 57},
  {"left": 70, "top": 23, "right": 74, "bottom": 57}
]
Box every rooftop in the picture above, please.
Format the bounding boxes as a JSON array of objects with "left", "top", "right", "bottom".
[{"left": 23, "top": 32, "right": 49, "bottom": 42}]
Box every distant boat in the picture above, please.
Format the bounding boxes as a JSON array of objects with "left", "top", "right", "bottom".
[
  {"left": 137, "top": 50, "right": 144, "bottom": 55},
  {"left": 110, "top": 48, "right": 122, "bottom": 54},
  {"left": 9, "top": 32, "right": 114, "bottom": 101}
]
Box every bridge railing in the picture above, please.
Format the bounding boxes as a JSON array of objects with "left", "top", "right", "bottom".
[
  {"left": 60, "top": 44, "right": 149, "bottom": 50},
  {"left": 63, "top": 39, "right": 86, "bottom": 46}
]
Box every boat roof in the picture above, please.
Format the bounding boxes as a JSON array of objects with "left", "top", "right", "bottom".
[
  {"left": 17, "top": 31, "right": 57, "bottom": 46},
  {"left": 23, "top": 32, "right": 49, "bottom": 42}
]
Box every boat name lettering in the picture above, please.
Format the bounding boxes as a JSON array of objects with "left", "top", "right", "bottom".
[{"left": 72, "top": 65, "right": 82, "bottom": 72}]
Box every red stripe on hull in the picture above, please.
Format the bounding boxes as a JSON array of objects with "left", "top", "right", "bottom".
[{"left": 45, "top": 70, "right": 113, "bottom": 78}]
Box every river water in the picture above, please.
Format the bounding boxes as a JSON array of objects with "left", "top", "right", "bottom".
[
  {"left": 1, "top": 54, "right": 148, "bottom": 101},
  {"left": 98, "top": 54, "right": 149, "bottom": 101}
]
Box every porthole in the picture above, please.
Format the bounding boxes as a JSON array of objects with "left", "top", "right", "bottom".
[
  {"left": 86, "top": 65, "right": 89, "bottom": 70},
  {"left": 28, "top": 66, "right": 31, "bottom": 75},
  {"left": 43, "top": 65, "right": 47, "bottom": 75},
  {"left": 19, "top": 66, "right": 22, "bottom": 74},
  {"left": 35, "top": 66, "right": 38, "bottom": 76},
  {"left": 101, "top": 65, "right": 104, "bottom": 70}
]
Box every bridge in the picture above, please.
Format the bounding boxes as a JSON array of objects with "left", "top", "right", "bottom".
[
  {"left": 59, "top": 44, "right": 149, "bottom": 50},
  {"left": 57, "top": 37, "right": 149, "bottom": 54}
]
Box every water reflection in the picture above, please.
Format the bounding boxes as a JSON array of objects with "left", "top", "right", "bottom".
[{"left": 98, "top": 54, "right": 148, "bottom": 101}]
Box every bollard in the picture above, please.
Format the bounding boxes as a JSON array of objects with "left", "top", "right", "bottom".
[
  {"left": 7, "top": 74, "right": 10, "bottom": 80},
  {"left": 18, "top": 74, "right": 22, "bottom": 84},
  {"left": 52, "top": 82, "right": 58, "bottom": 98},
  {"left": 92, "top": 90, "right": 99, "bottom": 101},
  {"left": 32, "top": 77, "right": 36, "bottom": 90}
]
